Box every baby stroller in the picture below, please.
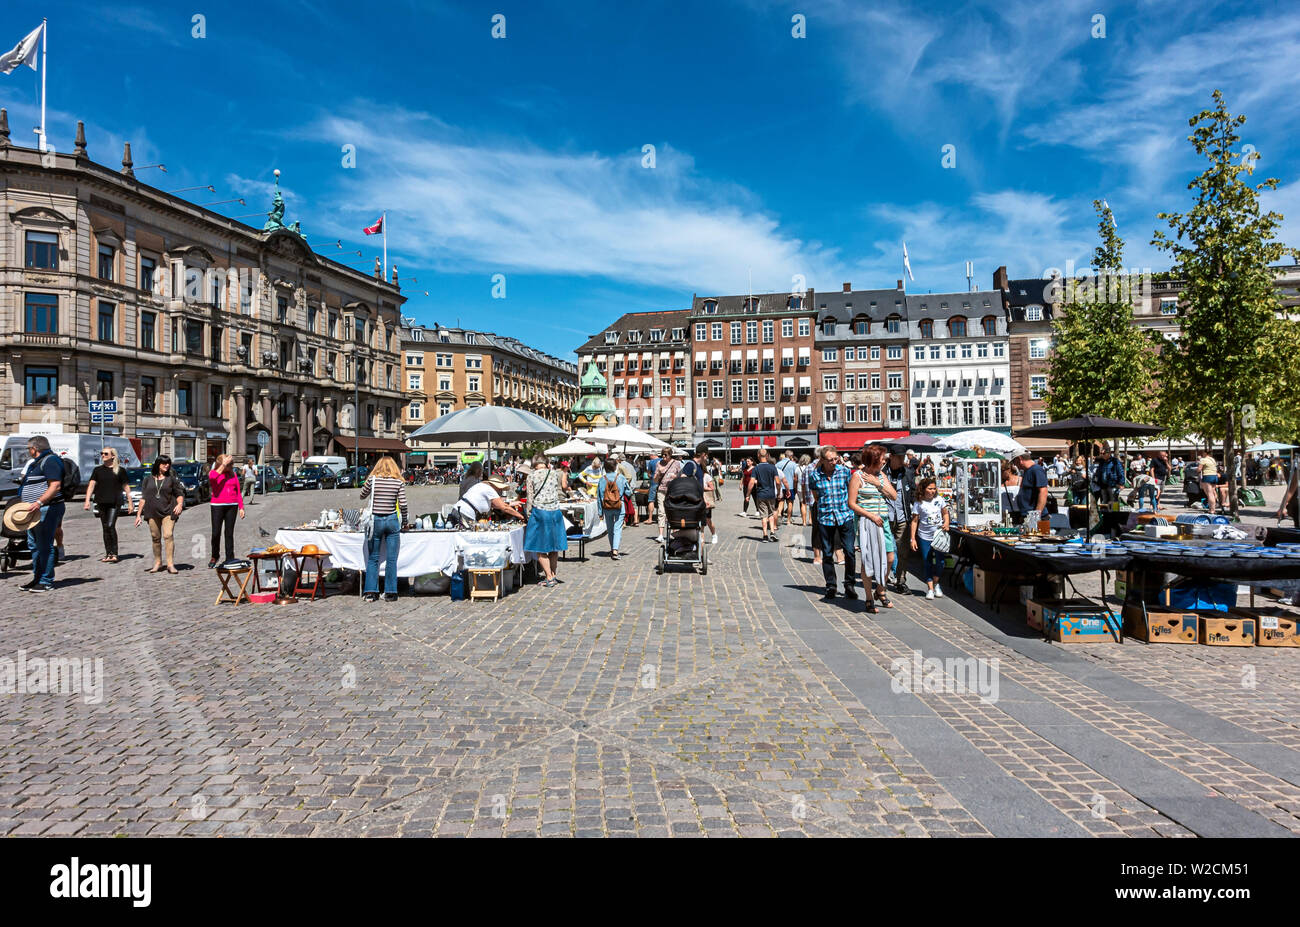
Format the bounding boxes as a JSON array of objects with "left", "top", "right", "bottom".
[
  {"left": 658, "top": 475, "right": 708, "bottom": 575},
  {"left": 0, "top": 503, "right": 33, "bottom": 577}
]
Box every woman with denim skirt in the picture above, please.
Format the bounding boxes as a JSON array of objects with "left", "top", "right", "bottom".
[{"left": 360, "top": 455, "right": 408, "bottom": 602}]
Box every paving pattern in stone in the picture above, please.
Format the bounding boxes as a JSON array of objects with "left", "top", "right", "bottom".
[{"left": 2, "top": 485, "right": 1298, "bottom": 837}]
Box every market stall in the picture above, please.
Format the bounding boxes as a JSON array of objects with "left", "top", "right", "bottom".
[{"left": 273, "top": 525, "right": 527, "bottom": 578}]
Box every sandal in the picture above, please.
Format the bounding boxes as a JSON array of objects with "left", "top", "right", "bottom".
[
  {"left": 145, "top": 566, "right": 162, "bottom": 573},
  {"left": 542, "top": 579, "right": 558, "bottom": 588},
  {"left": 166, "top": 566, "right": 179, "bottom": 575},
  {"left": 875, "top": 588, "right": 893, "bottom": 609}
]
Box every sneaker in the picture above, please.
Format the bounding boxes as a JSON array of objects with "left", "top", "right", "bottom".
[
  {"left": 934, "top": 586, "right": 944, "bottom": 598},
  {"left": 655, "top": 536, "right": 665, "bottom": 544},
  {"left": 19, "top": 580, "right": 40, "bottom": 591},
  {"left": 823, "top": 587, "right": 837, "bottom": 600},
  {"left": 925, "top": 588, "right": 935, "bottom": 599},
  {"left": 383, "top": 593, "right": 398, "bottom": 602},
  {"left": 363, "top": 592, "right": 379, "bottom": 602},
  {"left": 842, "top": 586, "right": 858, "bottom": 600},
  {"left": 28, "top": 584, "right": 51, "bottom": 594}
]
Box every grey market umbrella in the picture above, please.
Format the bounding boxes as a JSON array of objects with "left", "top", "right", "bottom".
[
  {"left": 1014, "top": 415, "right": 1164, "bottom": 442},
  {"left": 409, "top": 406, "right": 566, "bottom": 467}
]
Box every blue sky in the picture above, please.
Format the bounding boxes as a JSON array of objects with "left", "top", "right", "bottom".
[{"left": 5, "top": 0, "right": 1299, "bottom": 360}]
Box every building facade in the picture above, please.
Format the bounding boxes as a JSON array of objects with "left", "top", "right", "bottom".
[
  {"left": 906, "top": 289, "right": 1011, "bottom": 436},
  {"left": 400, "top": 322, "right": 577, "bottom": 464},
  {"left": 575, "top": 309, "right": 692, "bottom": 443},
  {"left": 996, "top": 266, "right": 1060, "bottom": 434},
  {"left": 812, "top": 282, "right": 911, "bottom": 451},
  {"left": 686, "top": 292, "right": 819, "bottom": 457},
  {"left": 1, "top": 128, "right": 406, "bottom": 469}
]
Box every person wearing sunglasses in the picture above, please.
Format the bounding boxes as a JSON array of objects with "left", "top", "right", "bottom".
[
  {"left": 134, "top": 455, "right": 184, "bottom": 574},
  {"left": 84, "top": 447, "right": 135, "bottom": 563}
]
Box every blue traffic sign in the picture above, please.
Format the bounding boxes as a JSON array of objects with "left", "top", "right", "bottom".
[
  {"left": 89, "top": 400, "right": 119, "bottom": 413},
  {"left": 90, "top": 413, "right": 115, "bottom": 424}
]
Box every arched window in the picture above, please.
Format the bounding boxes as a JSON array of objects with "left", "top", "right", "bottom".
[
  {"left": 821, "top": 316, "right": 836, "bottom": 336},
  {"left": 949, "top": 316, "right": 967, "bottom": 337},
  {"left": 852, "top": 315, "right": 870, "bottom": 335},
  {"left": 919, "top": 319, "right": 933, "bottom": 338},
  {"left": 981, "top": 315, "right": 997, "bottom": 335},
  {"left": 886, "top": 314, "right": 902, "bottom": 334}
]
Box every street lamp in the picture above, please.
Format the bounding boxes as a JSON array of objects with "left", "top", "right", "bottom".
[
  {"left": 201, "top": 198, "right": 246, "bottom": 207},
  {"left": 172, "top": 184, "right": 215, "bottom": 194}
]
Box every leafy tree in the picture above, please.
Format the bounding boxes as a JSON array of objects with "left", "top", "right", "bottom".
[
  {"left": 1255, "top": 318, "right": 1300, "bottom": 443},
  {"left": 1045, "top": 200, "right": 1160, "bottom": 424},
  {"left": 1152, "top": 90, "right": 1298, "bottom": 516}
]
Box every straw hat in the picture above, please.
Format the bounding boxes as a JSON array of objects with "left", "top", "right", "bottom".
[
  {"left": 298, "top": 544, "right": 326, "bottom": 556},
  {"left": 485, "top": 476, "right": 510, "bottom": 492},
  {"left": 3, "top": 503, "right": 41, "bottom": 534}
]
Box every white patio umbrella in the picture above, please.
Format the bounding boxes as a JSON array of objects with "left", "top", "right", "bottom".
[
  {"left": 575, "top": 424, "right": 672, "bottom": 454},
  {"left": 545, "top": 438, "right": 606, "bottom": 456},
  {"left": 409, "top": 406, "right": 566, "bottom": 469},
  {"left": 937, "top": 429, "right": 1027, "bottom": 456}
]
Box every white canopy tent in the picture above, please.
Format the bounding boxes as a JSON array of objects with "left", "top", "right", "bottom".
[
  {"left": 574, "top": 424, "right": 672, "bottom": 455},
  {"left": 545, "top": 438, "right": 607, "bottom": 456},
  {"left": 936, "top": 430, "right": 1027, "bottom": 456}
]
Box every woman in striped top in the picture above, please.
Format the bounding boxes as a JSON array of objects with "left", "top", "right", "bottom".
[
  {"left": 849, "top": 444, "right": 897, "bottom": 613},
  {"left": 360, "top": 455, "right": 409, "bottom": 602}
]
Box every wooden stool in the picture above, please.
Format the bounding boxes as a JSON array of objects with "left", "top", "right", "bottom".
[
  {"left": 215, "top": 564, "right": 254, "bottom": 605},
  {"left": 288, "top": 552, "right": 329, "bottom": 601},
  {"left": 249, "top": 551, "right": 289, "bottom": 597},
  {"left": 467, "top": 568, "right": 503, "bottom": 601}
]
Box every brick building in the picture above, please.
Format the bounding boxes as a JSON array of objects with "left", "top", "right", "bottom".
[{"left": 906, "top": 289, "right": 1011, "bottom": 437}]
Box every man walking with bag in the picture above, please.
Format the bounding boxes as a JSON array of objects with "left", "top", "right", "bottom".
[{"left": 806, "top": 445, "right": 857, "bottom": 600}]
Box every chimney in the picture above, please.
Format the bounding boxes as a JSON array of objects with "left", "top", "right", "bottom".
[
  {"left": 842, "top": 282, "right": 851, "bottom": 293},
  {"left": 993, "top": 265, "right": 1009, "bottom": 291},
  {"left": 897, "top": 279, "right": 903, "bottom": 290}
]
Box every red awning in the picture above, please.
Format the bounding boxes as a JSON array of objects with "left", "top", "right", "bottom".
[
  {"left": 730, "top": 436, "right": 779, "bottom": 449},
  {"left": 817, "top": 430, "right": 910, "bottom": 450}
]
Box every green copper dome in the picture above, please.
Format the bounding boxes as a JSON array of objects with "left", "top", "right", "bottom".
[{"left": 571, "top": 361, "right": 618, "bottom": 427}]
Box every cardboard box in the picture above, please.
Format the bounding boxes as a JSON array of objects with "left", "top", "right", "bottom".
[
  {"left": 1229, "top": 607, "right": 1300, "bottom": 648},
  {"left": 1026, "top": 596, "right": 1051, "bottom": 630},
  {"left": 1198, "top": 612, "right": 1257, "bottom": 647},
  {"left": 1042, "top": 599, "right": 1121, "bottom": 642},
  {"left": 974, "top": 567, "right": 1025, "bottom": 605},
  {"left": 1122, "top": 603, "right": 1198, "bottom": 644}
]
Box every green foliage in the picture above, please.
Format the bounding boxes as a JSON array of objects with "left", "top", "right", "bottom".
[
  {"left": 1045, "top": 200, "right": 1160, "bottom": 423},
  {"left": 1152, "top": 90, "right": 1300, "bottom": 508}
]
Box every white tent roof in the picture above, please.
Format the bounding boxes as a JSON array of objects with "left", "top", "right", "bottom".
[
  {"left": 545, "top": 438, "right": 607, "bottom": 456},
  {"left": 575, "top": 424, "right": 672, "bottom": 453}
]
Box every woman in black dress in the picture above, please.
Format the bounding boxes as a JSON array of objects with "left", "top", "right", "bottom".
[{"left": 83, "top": 447, "right": 135, "bottom": 563}]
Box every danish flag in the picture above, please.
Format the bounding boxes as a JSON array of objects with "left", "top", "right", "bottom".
[{"left": 363, "top": 215, "right": 383, "bottom": 235}]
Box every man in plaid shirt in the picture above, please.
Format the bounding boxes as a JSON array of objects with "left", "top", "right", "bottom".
[{"left": 806, "top": 445, "right": 857, "bottom": 600}]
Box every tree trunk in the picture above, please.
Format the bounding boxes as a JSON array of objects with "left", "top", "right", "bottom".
[{"left": 1224, "top": 408, "right": 1236, "bottom": 520}]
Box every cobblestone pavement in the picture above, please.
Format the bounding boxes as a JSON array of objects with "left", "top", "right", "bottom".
[{"left": 2, "top": 484, "right": 1298, "bottom": 837}]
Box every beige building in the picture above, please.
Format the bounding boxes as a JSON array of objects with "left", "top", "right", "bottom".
[
  {"left": 400, "top": 323, "right": 578, "bottom": 464},
  {"left": 0, "top": 119, "right": 406, "bottom": 469}
]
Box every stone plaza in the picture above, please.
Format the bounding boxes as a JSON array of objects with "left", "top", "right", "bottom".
[{"left": 2, "top": 485, "right": 1299, "bottom": 838}]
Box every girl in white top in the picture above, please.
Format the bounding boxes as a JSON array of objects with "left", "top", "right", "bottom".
[{"left": 909, "top": 477, "right": 951, "bottom": 599}]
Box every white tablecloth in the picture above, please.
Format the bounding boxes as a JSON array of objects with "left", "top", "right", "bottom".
[
  {"left": 560, "top": 499, "right": 606, "bottom": 539},
  {"left": 274, "top": 527, "right": 526, "bottom": 577}
]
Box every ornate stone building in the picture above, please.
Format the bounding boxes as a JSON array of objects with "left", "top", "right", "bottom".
[
  {"left": 400, "top": 322, "right": 578, "bottom": 465},
  {"left": 570, "top": 361, "right": 617, "bottom": 429},
  {"left": 0, "top": 118, "right": 407, "bottom": 469}
]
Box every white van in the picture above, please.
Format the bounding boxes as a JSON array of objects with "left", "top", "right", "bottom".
[
  {"left": 304, "top": 455, "right": 347, "bottom": 474},
  {"left": 0, "top": 433, "right": 142, "bottom": 499}
]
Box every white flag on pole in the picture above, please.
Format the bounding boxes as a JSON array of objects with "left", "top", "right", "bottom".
[
  {"left": 0, "top": 23, "right": 42, "bottom": 75},
  {"left": 902, "top": 241, "right": 915, "bottom": 282}
]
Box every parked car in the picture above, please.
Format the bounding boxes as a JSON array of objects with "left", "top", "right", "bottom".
[
  {"left": 171, "top": 461, "right": 211, "bottom": 506},
  {"left": 124, "top": 466, "right": 148, "bottom": 509},
  {"left": 285, "top": 465, "right": 338, "bottom": 491},
  {"left": 254, "top": 465, "right": 285, "bottom": 494},
  {"left": 335, "top": 466, "right": 369, "bottom": 488}
]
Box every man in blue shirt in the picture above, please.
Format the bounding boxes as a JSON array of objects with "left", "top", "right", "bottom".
[
  {"left": 805, "top": 445, "right": 857, "bottom": 600},
  {"left": 1015, "top": 452, "right": 1049, "bottom": 523},
  {"left": 775, "top": 450, "right": 800, "bottom": 526},
  {"left": 746, "top": 448, "right": 785, "bottom": 542},
  {"left": 18, "top": 435, "right": 65, "bottom": 592},
  {"left": 1092, "top": 445, "right": 1126, "bottom": 506}
]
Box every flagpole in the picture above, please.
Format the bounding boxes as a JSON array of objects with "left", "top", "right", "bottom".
[
  {"left": 38, "top": 18, "right": 46, "bottom": 152},
  {"left": 382, "top": 211, "right": 388, "bottom": 279}
]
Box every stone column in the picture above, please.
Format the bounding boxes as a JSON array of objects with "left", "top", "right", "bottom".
[
  {"left": 232, "top": 387, "right": 247, "bottom": 457},
  {"left": 269, "top": 394, "right": 280, "bottom": 460},
  {"left": 299, "top": 395, "right": 310, "bottom": 458},
  {"left": 324, "top": 396, "right": 337, "bottom": 434}
]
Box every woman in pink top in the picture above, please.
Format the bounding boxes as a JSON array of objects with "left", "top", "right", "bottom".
[{"left": 208, "top": 454, "right": 246, "bottom": 568}]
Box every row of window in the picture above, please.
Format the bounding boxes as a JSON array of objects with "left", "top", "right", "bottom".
[
  {"left": 602, "top": 326, "right": 687, "bottom": 346},
  {"left": 915, "top": 376, "right": 1006, "bottom": 391},
  {"left": 822, "top": 373, "right": 905, "bottom": 391},
  {"left": 823, "top": 345, "right": 903, "bottom": 362},
  {"left": 686, "top": 318, "right": 814, "bottom": 343},
  {"left": 912, "top": 316, "right": 999, "bottom": 338},
  {"left": 613, "top": 378, "right": 688, "bottom": 398},
  {"left": 698, "top": 296, "right": 803, "bottom": 315},
  {"left": 23, "top": 365, "right": 223, "bottom": 418},
  {"left": 823, "top": 404, "right": 905, "bottom": 425},
  {"left": 696, "top": 414, "right": 815, "bottom": 429},
  {"left": 914, "top": 401, "right": 1008, "bottom": 428},
  {"left": 912, "top": 341, "right": 1009, "bottom": 361}
]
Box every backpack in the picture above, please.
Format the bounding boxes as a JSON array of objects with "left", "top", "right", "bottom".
[
  {"left": 60, "top": 458, "right": 81, "bottom": 503},
  {"left": 601, "top": 477, "right": 622, "bottom": 511}
]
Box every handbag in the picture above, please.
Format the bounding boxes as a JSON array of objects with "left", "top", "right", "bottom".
[{"left": 930, "top": 529, "right": 951, "bottom": 554}]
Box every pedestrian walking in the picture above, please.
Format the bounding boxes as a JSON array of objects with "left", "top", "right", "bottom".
[
  {"left": 597, "top": 458, "right": 633, "bottom": 559},
  {"left": 741, "top": 457, "right": 754, "bottom": 515},
  {"left": 1277, "top": 457, "right": 1300, "bottom": 529},
  {"left": 207, "top": 454, "right": 246, "bottom": 568},
  {"left": 1197, "top": 451, "right": 1220, "bottom": 513},
  {"left": 84, "top": 446, "right": 134, "bottom": 564},
  {"left": 849, "top": 444, "right": 896, "bottom": 612},
  {"left": 241, "top": 458, "right": 257, "bottom": 503},
  {"left": 134, "top": 455, "right": 184, "bottom": 574},
  {"left": 883, "top": 446, "right": 914, "bottom": 592},
  {"left": 806, "top": 445, "right": 858, "bottom": 600},
  {"left": 16, "top": 435, "right": 66, "bottom": 592},
  {"left": 797, "top": 454, "right": 822, "bottom": 564},
  {"left": 360, "top": 455, "right": 408, "bottom": 602},
  {"left": 776, "top": 450, "right": 799, "bottom": 526},
  {"left": 524, "top": 455, "right": 568, "bottom": 586},
  {"left": 910, "top": 477, "right": 950, "bottom": 599},
  {"left": 746, "top": 448, "right": 785, "bottom": 542},
  {"left": 612, "top": 453, "right": 639, "bottom": 526},
  {"left": 651, "top": 448, "right": 685, "bottom": 545}
]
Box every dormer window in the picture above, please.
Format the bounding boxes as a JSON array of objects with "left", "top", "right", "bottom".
[
  {"left": 627, "top": 330, "right": 642, "bottom": 344},
  {"left": 787, "top": 296, "right": 803, "bottom": 311},
  {"left": 949, "top": 317, "right": 968, "bottom": 337},
  {"left": 981, "top": 315, "right": 998, "bottom": 336},
  {"left": 671, "top": 327, "right": 684, "bottom": 341},
  {"left": 466, "top": 333, "right": 476, "bottom": 345},
  {"left": 649, "top": 328, "right": 664, "bottom": 343},
  {"left": 919, "top": 319, "right": 934, "bottom": 338},
  {"left": 821, "top": 317, "right": 836, "bottom": 336},
  {"left": 604, "top": 331, "right": 620, "bottom": 345},
  {"left": 886, "top": 314, "right": 902, "bottom": 334},
  {"left": 852, "top": 316, "right": 870, "bottom": 335},
  {"left": 703, "top": 299, "right": 718, "bottom": 315},
  {"left": 1025, "top": 305, "right": 1043, "bottom": 321},
  {"left": 743, "top": 297, "right": 760, "bottom": 313}
]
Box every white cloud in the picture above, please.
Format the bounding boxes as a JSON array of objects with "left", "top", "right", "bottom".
[{"left": 300, "top": 106, "right": 843, "bottom": 294}]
